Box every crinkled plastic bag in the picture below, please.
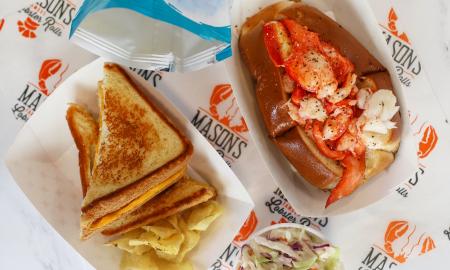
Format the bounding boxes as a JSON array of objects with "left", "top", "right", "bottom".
[{"left": 70, "top": 0, "right": 232, "bottom": 72}]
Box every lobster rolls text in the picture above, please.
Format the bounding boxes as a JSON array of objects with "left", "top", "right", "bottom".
[{"left": 239, "top": 2, "right": 401, "bottom": 207}]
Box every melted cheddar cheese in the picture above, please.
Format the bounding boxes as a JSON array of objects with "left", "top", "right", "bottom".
[{"left": 90, "top": 169, "right": 185, "bottom": 230}]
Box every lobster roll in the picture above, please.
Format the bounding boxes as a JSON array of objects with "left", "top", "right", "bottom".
[{"left": 239, "top": 2, "right": 401, "bottom": 207}]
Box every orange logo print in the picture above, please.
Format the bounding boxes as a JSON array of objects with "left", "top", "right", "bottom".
[
  {"left": 271, "top": 217, "right": 288, "bottom": 225},
  {"left": 383, "top": 220, "right": 435, "bottom": 263},
  {"left": 417, "top": 125, "right": 438, "bottom": 159},
  {"left": 210, "top": 84, "right": 249, "bottom": 134},
  {"left": 387, "top": 8, "right": 410, "bottom": 44},
  {"left": 38, "top": 59, "right": 68, "bottom": 96},
  {"left": 17, "top": 17, "right": 39, "bottom": 39},
  {"left": 234, "top": 210, "right": 258, "bottom": 242},
  {"left": 0, "top": 19, "right": 5, "bottom": 31}
]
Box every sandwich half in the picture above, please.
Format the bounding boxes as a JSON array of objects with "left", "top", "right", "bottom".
[
  {"left": 67, "top": 63, "right": 193, "bottom": 239},
  {"left": 101, "top": 176, "right": 216, "bottom": 236},
  {"left": 67, "top": 105, "right": 215, "bottom": 238},
  {"left": 66, "top": 104, "right": 98, "bottom": 197}
]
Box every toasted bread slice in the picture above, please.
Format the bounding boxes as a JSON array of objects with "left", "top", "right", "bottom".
[
  {"left": 79, "top": 64, "right": 193, "bottom": 239},
  {"left": 101, "top": 176, "right": 216, "bottom": 236},
  {"left": 66, "top": 104, "right": 98, "bottom": 196},
  {"left": 68, "top": 109, "right": 213, "bottom": 239}
]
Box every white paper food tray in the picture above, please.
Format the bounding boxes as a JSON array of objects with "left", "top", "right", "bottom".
[
  {"left": 225, "top": 0, "right": 417, "bottom": 216},
  {"left": 5, "top": 58, "right": 254, "bottom": 270}
]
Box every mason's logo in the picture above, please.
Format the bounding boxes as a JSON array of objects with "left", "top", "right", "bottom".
[
  {"left": 17, "top": 17, "right": 40, "bottom": 38},
  {"left": 380, "top": 8, "right": 421, "bottom": 87},
  {"left": 417, "top": 124, "right": 438, "bottom": 159},
  {"left": 18, "top": 1, "right": 76, "bottom": 38},
  {"left": 11, "top": 59, "right": 68, "bottom": 121},
  {"left": 234, "top": 210, "right": 258, "bottom": 243},
  {"left": 265, "top": 188, "right": 328, "bottom": 231},
  {"left": 386, "top": 8, "right": 409, "bottom": 43},
  {"left": 209, "top": 84, "right": 248, "bottom": 133},
  {"left": 359, "top": 220, "right": 435, "bottom": 270},
  {"left": 396, "top": 112, "right": 437, "bottom": 198},
  {"left": 191, "top": 84, "right": 248, "bottom": 166},
  {"left": 211, "top": 210, "right": 258, "bottom": 270},
  {"left": 383, "top": 220, "right": 435, "bottom": 263}
]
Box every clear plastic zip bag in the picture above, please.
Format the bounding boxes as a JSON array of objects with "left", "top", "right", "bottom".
[{"left": 70, "top": 0, "right": 232, "bottom": 72}]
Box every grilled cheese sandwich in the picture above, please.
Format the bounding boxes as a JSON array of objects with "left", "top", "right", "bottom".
[{"left": 67, "top": 63, "right": 193, "bottom": 239}]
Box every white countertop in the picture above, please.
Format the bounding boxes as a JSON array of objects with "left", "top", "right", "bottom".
[{"left": 1, "top": 0, "right": 449, "bottom": 269}]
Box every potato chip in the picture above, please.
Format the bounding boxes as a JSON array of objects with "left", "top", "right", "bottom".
[
  {"left": 187, "top": 200, "right": 223, "bottom": 231},
  {"left": 154, "top": 249, "right": 178, "bottom": 261},
  {"left": 148, "top": 250, "right": 193, "bottom": 270},
  {"left": 112, "top": 200, "right": 223, "bottom": 269},
  {"left": 120, "top": 250, "right": 193, "bottom": 270},
  {"left": 142, "top": 225, "right": 178, "bottom": 239},
  {"left": 143, "top": 219, "right": 174, "bottom": 232},
  {"left": 120, "top": 251, "right": 158, "bottom": 270},
  {"left": 139, "top": 231, "right": 185, "bottom": 255},
  {"left": 133, "top": 245, "right": 153, "bottom": 255},
  {"left": 175, "top": 228, "right": 200, "bottom": 263},
  {"left": 167, "top": 214, "right": 180, "bottom": 231},
  {"left": 106, "top": 229, "right": 146, "bottom": 253}
]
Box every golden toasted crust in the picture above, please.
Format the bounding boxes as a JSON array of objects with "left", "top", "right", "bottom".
[
  {"left": 239, "top": 3, "right": 400, "bottom": 190},
  {"left": 80, "top": 165, "right": 188, "bottom": 239},
  {"left": 79, "top": 64, "right": 193, "bottom": 238},
  {"left": 66, "top": 104, "right": 98, "bottom": 196},
  {"left": 101, "top": 177, "right": 216, "bottom": 236},
  {"left": 273, "top": 128, "right": 341, "bottom": 189}
]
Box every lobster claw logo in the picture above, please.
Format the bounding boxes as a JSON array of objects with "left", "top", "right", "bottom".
[
  {"left": 17, "top": 17, "right": 39, "bottom": 39},
  {"left": 417, "top": 125, "right": 438, "bottom": 159},
  {"left": 234, "top": 210, "right": 258, "bottom": 242},
  {"left": 38, "top": 59, "right": 67, "bottom": 96},
  {"left": 384, "top": 220, "right": 435, "bottom": 263},
  {"left": 387, "top": 8, "right": 409, "bottom": 44},
  {"left": 209, "top": 84, "right": 249, "bottom": 134},
  {"left": 0, "top": 19, "right": 5, "bottom": 31}
]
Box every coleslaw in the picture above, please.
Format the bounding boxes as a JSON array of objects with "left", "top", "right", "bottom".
[{"left": 237, "top": 227, "right": 341, "bottom": 270}]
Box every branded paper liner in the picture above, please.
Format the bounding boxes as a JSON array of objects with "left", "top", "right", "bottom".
[
  {"left": 0, "top": 0, "right": 35, "bottom": 18},
  {"left": 5, "top": 58, "right": 254, "bottom": 270},
  {"left": 225, "top": 0, "right": 417, "bottom": 216}
]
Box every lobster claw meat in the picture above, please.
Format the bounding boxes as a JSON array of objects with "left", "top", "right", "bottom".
[
  {"left": 321, "top": 42, "right": 354, "bottom": 84},
  {"left": 312, "top": 120, "right": 346, "bottom": 160},
  {"left": 281, "top": 19, "right": 321, "bottom": 51},
  {"left": 326, "top": 73, "right": 357, "bottom": 104},
  {"left": 325, "top": 152, "right": 365, "bottom": 207},
  {"left": 263, "top": 21, "right": 292, "bottom": 66},
  {"left": 322, "top": 106, "right": 353, "bottom": 141},
  {"left": 285, "top": 50, "right": 337, "bottom": 94},
  {"left": 279, "top": 19, "right": 337, "bottom": 94},
  {"left": 336, "top": 119, "right": 365, "bottom": 156},
  {"left": 290, "top": 86, "right": 305, "bottom": 105}
]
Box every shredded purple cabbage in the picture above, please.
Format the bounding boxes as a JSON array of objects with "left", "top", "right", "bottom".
[
  {"left": 282, "top": 252, "right": 296, "bottom": 259},
  {"left": 261, "top": 252, "right": 272, "bottom": 260},
  {"left": 290, "top": 241, "right": 303, "bottom": 251},
  {"left": 278, "top": 255, "right": 293, "bottom": 266},
  {"left": 313, "top": 243, "right": 330, "bottom": 249}
]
